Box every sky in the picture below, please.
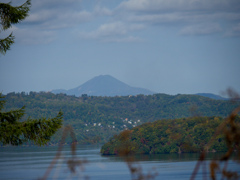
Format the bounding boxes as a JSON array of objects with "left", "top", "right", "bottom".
[{"left": 0, "top": 0, "right": 240, "bottom": 96}]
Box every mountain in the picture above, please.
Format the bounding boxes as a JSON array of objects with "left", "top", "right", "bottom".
[
  {"left": 51, "top": 75, "right": 155, "bottom": 97},
  {"left": 195, "top": 93, "right": 228, "bottom": 100}
]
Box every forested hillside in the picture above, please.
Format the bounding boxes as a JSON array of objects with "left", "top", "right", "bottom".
[
  {"left": 3, "top": 92, "right": 239, "bottom": 144},
  {"left": 101, "top": 116, "right": 240, "bottom": 155}
]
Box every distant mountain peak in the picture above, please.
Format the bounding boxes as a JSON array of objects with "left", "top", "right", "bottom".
[{"left": 51, "top": 75, "right": 155, "bottom": 97}]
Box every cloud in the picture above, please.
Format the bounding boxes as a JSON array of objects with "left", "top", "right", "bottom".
[
  {"left": 25, "top": 10, "right": 92, "bottom": 30},
  {"left": 3, "top": 0, "right": 240, "bottom": 45},
  {"left": 115, "top": 0, "right": 240, "bottom": 37},
  {"left": 126, "top": 11, "right": 240, "bottom": 25},
  {"left": 79, "top": 22, "right": 144, "bottom": 42},
  {"left": 24, "top": 0, "right": 92, "bottom": 29},
  {"left": 225, "top": 23, "right": 240, "bottom": 37},
  {"left": 30, "top": 0, "right": 82, "bottom": 11},
  {"left": 118, "top": 0, "right": 240, "bottom": 12},
  {"left": 5, "top": 0, "right": 93, "bottom": 44},
  {"left": 1, "top": 25, "right": 56, "bottom": 45},
  {"left": 94, "top": 5, "right": 112, "bottom": 16},
  {"left": 10, "top": 26, "right": 56, "bottom": 45},
  {"left": 101, "top": 36, "right": 142, "bottom": 43},
  {"left": 180, "top": 23, "right": 222, "bottom": 36}
]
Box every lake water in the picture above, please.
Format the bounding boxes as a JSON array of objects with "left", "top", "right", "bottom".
[{"left": 0, "top": 145, "right": 239, "bottom": 180}]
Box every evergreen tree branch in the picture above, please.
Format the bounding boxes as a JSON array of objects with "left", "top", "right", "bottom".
[
  {"left": 0, "top": 94, "right": 63, "bottom": 146},
  {"left": 0, "top": 111, "right": 63, "bottom": 146},
  {"left": 0, "top": 0, "right": 31, "bottom": 55},
  {"left": 0, "top": 105, "right": 25, "bottom": 123},
  {"left": 0, "top": 0, "right": 31, "bottom": 30},
  {"left": 0, "top": 32, "right": 14, "bottom": 55}
]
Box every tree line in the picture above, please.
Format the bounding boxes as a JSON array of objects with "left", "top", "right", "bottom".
[{"left": 2, "top": 91, "right": 239, "bottom": 144}]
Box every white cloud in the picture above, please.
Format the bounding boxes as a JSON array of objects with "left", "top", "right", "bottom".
[
  {"left": 24, "top": 1, "right": 92, "bottom": 30},
  {"left": 233, "top": 24, "right": 240, "bottom": 32},
  {"left": 31, "top": 0, "right": 82, "bottom": 10},
  {"left": 94, "top": 5, "right": 112, "bottom": 16},
  {"left": 0, "top": 25, "right": 54, "bottom": 45},
  {"left": 117, "top": 0, "right": 240, "bottom": 36},
  {"left": 79, "top": 22, "right": 144, "bottom": 42},
  {"left": 13, "top": 26, "right": 56, "bottom": 45},
  {"left": 25, "top": 10, "right": 57, "bottom": 25},
  {"left": 180, "top": 23, "right": 222, "bottom": 36},
  {"left": 127, "top": 12, "right": 240, "bottom": 25},
  {"left": 3, "top": 0, "right": 240, "bottom": 46},
  {"left": 225, "top": 23, "right": 240, "bottom": 37},
  {"left": 7, "top": 0, "right": 92, "bottom": 44},
  {"left": 118, "top": 0, "right": 240, "bottom": 11},
  {"left": 101, "top": 36, "right": 143, "bottom": 43}
]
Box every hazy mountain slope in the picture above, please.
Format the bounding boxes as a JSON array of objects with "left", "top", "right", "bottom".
[
  {"left": 51, "top": 75, "right": 155, "bottom": 97},
  {"left": 195, "top": 93, "right": 228, "bottom": 100}
]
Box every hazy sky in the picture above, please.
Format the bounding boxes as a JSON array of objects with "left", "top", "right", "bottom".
[{"left": 1, "top": 0, "right": 240, "bottom": 95}]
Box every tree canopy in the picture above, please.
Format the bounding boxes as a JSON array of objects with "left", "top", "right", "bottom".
[{"left": 101, "top": 115, "right": 240, "bottom": 155}]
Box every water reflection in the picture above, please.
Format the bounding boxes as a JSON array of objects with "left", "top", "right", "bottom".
[
  {"left": 0, "top": 145, "right": 239, "bottom": 180},
  {"left": 103, "top": 151, "right": 233, "bottom": 163}
]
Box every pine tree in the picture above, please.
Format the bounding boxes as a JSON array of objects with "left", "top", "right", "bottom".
[
  {"left": 0, "top": 0, "right": 31, "bottom": 55},
  {"left": 0, "top": 93, "right": 63, "bottom": 146}
]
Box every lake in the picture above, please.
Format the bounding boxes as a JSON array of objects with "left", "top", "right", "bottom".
[{"left": 0, "top": 145, "right": 239, "bottom": 180}]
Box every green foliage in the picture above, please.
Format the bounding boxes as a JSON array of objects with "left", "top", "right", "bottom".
[
  {"left": 101, "top": 116, "right": 240, "bottom": 155},
  {"left": 3, "top": 92, "right": 240, "bottom": 145},
  {"left": 0, "top": 0, "right": 31, "bottom": 55},
  {"left": 0, "top": 93, "right": 63, "bottom": 146}
]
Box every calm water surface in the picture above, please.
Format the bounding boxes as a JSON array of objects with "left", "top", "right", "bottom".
[{"left": 0, "top": 145, "right": 239, "bottom": 180}]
